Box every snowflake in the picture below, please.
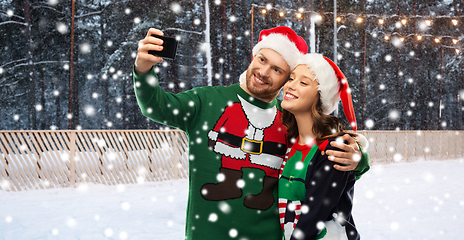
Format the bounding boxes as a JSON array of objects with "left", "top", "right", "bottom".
[
  {"left": 121, "top": 202, "right": 131, "bottom": 211},
  {"left": 119, "top": 232, "right": 128, "bottom": 239},
  {"left": 107, "top": 40, "right": 113, "bottom": 47},
  {"left": 390, "top": 222, "right": 400, "bottom": 231},
  {"left": 35, "top": 104, "right": 42, "bottom": 111},
  {"left": 56, "top": 22, "right": 68, "bottom": 34},
  {"left": 194, "top": 19, "right": 201, "bottom": 25},
  {"left": 236, "top": 179, "right": 245, "bottom": 188},
  {"left": 216, "top": 173, "right": 225, "bottom": 182},
  {"left": 104, "top": 228, "right": 114, "bottom": 237},
  {"left": 393, "top": 153, "right": 402, "bottom": 162},
  {"left": 365, "top": 119, "right": 374, "bottom": 128},
  {"left": 389, "top": 110, "right": 399, "bottom": 120},
  {"left": 80, "top": 43, "right": 91, "bottom": 54},
  {"left": 134, "top": 17, "right": 141, "bottom": 24},
  {"left": 385, "top": 54, "right": 392, "bottom": 62},
  {"left": 229, "top": 229, "right": 238, "bottom": 238},
  {"left": 208, "top": 213, "right": 218, "bottom": 222},
  {"left": 219, "top": 202, "right": 232, "bottom": 214},
  {"left": 125, "top": 8, "right": 131, "bottom": 15},
  {"left": 51, "top": 229, "right": 59, "bottom": 235},
  {"left": 170, "top": 2, "right": 182, "bottom": 13},
  {"left": 84, "top": 105, "right": 95, "bottom": 116},
  {"left": 365, "top": 190, "right": 375, "bottom": 199}
]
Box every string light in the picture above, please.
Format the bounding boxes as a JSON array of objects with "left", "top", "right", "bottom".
[{"left": 251, "top": 4, "right": 461, "bottom": 51}]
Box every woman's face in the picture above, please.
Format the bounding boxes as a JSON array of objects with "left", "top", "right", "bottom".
[{"left": 281, "top": 65, "right": 320, "bottom": 114}]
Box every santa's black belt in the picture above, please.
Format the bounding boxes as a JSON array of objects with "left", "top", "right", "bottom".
[
  {"left": 217, "top": 132, "right": 286, "bottom": 156},
  {"left": 281, "top": 175, "right": 305, "bottom": 183}
]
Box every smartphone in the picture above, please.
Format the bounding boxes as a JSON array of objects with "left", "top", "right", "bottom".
[{"left": 148, "top": 35, "right": 179, "bottom": 60}]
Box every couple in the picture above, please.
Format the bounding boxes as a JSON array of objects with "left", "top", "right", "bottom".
[{"left": 133, "top": 26, "right": 369, "bottom": 240}]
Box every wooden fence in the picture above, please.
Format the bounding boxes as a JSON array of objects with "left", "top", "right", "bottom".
[
  {"left": 0, "top": 130, "right": 463, "bottom": 191},
  {"left": 0, "top": 130, "right": 188, "bottom": 191}
]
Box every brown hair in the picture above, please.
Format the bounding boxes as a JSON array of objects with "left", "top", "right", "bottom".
[{"left": 282, "top": 93, "right": 356, "bottom": 144}]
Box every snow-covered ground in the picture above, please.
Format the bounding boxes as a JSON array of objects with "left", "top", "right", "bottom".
[{"left": 1, "top": 159, "right": 463, "bottom": 240}]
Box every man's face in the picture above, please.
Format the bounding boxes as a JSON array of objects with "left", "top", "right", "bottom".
[{"left": 244, "top": 48, "right": 291, "bottom": 102}]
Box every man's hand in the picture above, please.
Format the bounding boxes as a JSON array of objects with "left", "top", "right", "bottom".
[
  {"left": 326, "top": 134, "right": 361, "bottom": 171},
  {"left": 134, "top": 28, "right": 165, "bottom": 75}
]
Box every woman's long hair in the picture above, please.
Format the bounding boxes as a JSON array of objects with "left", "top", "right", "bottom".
[{"left": 282, "top": 93, "right": 356, "bottom": 144}]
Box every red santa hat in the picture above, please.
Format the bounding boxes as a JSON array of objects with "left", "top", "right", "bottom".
[
  {"left": 239, "top": 26, "right": 308, "bottom": 84},
  {"left": 296, "top": 53, "right": 357, "bottom": 131}
]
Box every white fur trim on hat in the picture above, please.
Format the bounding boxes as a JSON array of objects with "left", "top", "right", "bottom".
[
  {"left": 296, "top": 53, "right": 340, "bottom": 114},
  {"left": 239, "top": 71, "right": 246, "bottom": 84},
  {"left": 252, "top": 33, "right": 303, "bottom": 71},
  {"left": 354, "top": 133, "right": 369, "bottom": 150}
]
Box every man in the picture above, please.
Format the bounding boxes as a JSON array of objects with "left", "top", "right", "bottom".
[{"left": 133, "top": 26, "right": 369, "bottom": 240}]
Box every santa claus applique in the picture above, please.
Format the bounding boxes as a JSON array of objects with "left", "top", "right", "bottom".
[{"left": 201, "top": 95, "right": 287, "bottom": 210}]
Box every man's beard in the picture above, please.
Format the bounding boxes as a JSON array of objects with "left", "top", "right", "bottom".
[{"left": 245, "top": 69, "right": 282, "bottom": 100}]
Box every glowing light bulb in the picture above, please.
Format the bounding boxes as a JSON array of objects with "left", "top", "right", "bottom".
[
  {"left": 425, "top": 20, "right": 432, "bottom": 26},
  {"left": 384, "top": 35, "right": 390, "bottom": 41},
  {"left": 261, "top": 9, "right": 267, "bottom": 14},
  {"left": 453, "top": 39, "right": 458, "bottom": 44},
  {"left": 401, "top": 19, "right": 407, "bottom": 25},
  {"left": 279, "top": 11, "right": 284, "bottom": 17},
  {"left": 434, "top": 38, "right": 440, "bottom": 43},
  {"left": 379, "top": 19, "right": 384, "bottom": 24},
  {"left": 296, "top": 13, "right": 302, "bottom": 19},
  {"left": 417, "top": 35, "right": 422, "bottom": 40},
  {"left": 400, "top": 37, "right": 405, "bottom": 42},
  {"left": 356, "top": 17, "right": 363, "bottom": 23},
  {"left": 336, "top": 17, "right": 341, "bottom": 22},
  {"left": 452, "top": 19, "right": 458, "bottom": 26}
]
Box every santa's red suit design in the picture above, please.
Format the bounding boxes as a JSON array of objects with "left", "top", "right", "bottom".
[{"left": 201, "top": 95, "right": 288, "bottom": 210}]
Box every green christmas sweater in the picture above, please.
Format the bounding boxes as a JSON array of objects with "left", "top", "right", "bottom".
[
  {"left": 133, "top": 67, "right": 370, "bottom": 240},
  {"left": 278, "top": 137, "right": 360, "bottom": 240}
]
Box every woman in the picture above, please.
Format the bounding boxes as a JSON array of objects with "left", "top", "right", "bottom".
[{"left": 278, "top": 53, "right": 365, "bottom": 240}]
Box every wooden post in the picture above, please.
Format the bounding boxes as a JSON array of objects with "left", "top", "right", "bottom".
[{"left": 69, "top": 131, "right": 77, "bottom": 186}]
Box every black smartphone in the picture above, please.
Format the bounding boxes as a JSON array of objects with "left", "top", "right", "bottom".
[{"left": 148, "top": 35, "right": 179, "bottom": 60}]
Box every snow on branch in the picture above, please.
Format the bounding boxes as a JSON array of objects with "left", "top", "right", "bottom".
[
  {"left": 163, "top": 28, "right": 203, "bottom": 35},
  {"left": 0, "top": 21, "right": 27, "bottom": 27}
]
